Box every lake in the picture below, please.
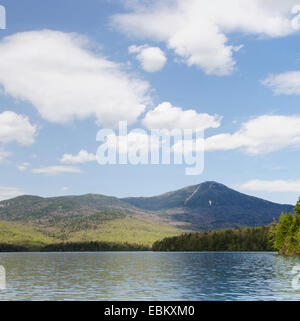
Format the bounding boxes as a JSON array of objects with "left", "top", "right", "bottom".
[{"left": 0, "top": 252, "right": 299, "bottom": 300}]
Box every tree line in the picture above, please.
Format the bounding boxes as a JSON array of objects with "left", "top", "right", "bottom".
[
  {"left": 152, "top": 198, "right": 300, "bottom": 254},
  {"left": 152, "top": 226, "right": 272, "bottom": 251},
  {"left": 0, "top": 241, "right": 150, "bottom": 252},
  {"left": 41, "top": 241, "right": 149, "bottom": 252},
  {"left": 0, "top": 244, "right": 28, "bottom": 252}
]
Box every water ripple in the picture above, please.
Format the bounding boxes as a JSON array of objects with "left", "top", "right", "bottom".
[{"left": 0, "top": 252, "right": 299, "bottom": 300}]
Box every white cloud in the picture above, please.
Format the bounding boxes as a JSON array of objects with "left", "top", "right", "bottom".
[
  {"left": 99, "top": 101, "right": 218, "bottom": 157},
  {"left": 112, "top": 0, "right": 300, "bottom": 75},
  {"left": 17, "top": 162, "right": 30, "bottom": 171},
  {"left": 238, "top": 179, "right": 300, "bottom": 193},
  {"left": 263, "top": 71, "right": 300, "bottom": 95},
  {"left": 103, "top": 131, "right": 160, "bottom": 155},
  {"left": 142, "top": 102, "right": 221, "bottom": 131},
  {"left": 0, "top": 111, "right": 36, "bottom": 162},
  {"left": 102, "top": 130, "right": 203, "bottom": 156},
  {"left": 0, "top": 111, "right": 36, "bottom": 145},
  {"left": 0, "top": 186, "right": 24, "bottom": 201},
  {"left": 0, "top": 30, "right": 151, "bottom": 128},
  {"left": 205, "top": 115, "right": 300, "bottom": 154},
  {"left": 60, "top": 150, "right": 96, "bottom": 164},
  {"left": 61, "top": 186, "right": 69, "bottom": 192},
  {"left": 129, "top": 45, "right": 167, "bottom": 72},
  {"left": 31, "top": 165, "right": 82, "bottom": 175}
]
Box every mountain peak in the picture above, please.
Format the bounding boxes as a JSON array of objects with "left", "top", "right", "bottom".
[
  {"left": 196, "top": 181, "right": 227, "bottom": 190},
  {"left": 123, "top": 181, "right": 294, "bottom": 229}
]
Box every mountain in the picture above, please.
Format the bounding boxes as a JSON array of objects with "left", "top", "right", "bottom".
[
  {"left": 0, "top": 181, "right": 295, "bottom": 247},
  {"left": 122, "top": 181, "right": 294, "bottom": 230}
]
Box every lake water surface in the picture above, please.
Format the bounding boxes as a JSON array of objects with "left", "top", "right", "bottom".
[{"left": 0, "top": 252, "right": 299, "bottom": 300}]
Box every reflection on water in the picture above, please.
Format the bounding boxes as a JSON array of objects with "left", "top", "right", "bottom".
[{"left": 0, "top": 252, "right": 299, "bottom": 300}]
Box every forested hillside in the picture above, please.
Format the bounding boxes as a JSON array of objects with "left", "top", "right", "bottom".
[
  {"left": 123, "top": 181, "right": 294, "bottom": 230},
  {"left": 0, "top": 217, "right": 185, "bottom": 251}
]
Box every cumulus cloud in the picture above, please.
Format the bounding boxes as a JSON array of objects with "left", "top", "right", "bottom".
[
  {"left": 129, "top": 45, "right": 167, "bottom": 72},
  {"left": 0, "top": 111, "right": 36, "bottom": 146},
  {"left": 31, "top": 165, "right": 82, "bottom": 175},
  {"left": 238, "top": 179, "right": 300, "bottom": 193},
  {"left": 142, "top": 102, "right": 221, "bottom": 131},
  {"left": 99, "top": 130, "right": 203, "bottom": 158},
  {"left": 112, "top": 0, "right": 300, "bottom": 75},
  {"left": 0, "top": 30, "right": 151, "bottom": 127},
  {"left": 60, "top": 150, "right": 96, "bottom": 164},
  {"left": 97, "top": 100, "right": 219, "bottom": 157},
  {"left": 0, "top": 186, "right": 24, "bottom": 201},
  {"left": 99, "top": 131, "right": 160, "bottom": 156},
  {"left": 205, "top": 115, "right": 300, "bottom": 154},
  {"left": 0, "top": 111, "right": 36, "bottom": 162},
  {"left": 263, "top": 71, "right": 300, "bottom": 95}
]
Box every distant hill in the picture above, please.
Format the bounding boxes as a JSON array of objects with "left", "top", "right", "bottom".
[
  {"left": 122, "top": 181, "right": 294, "bottom": 230},
  {"left": 0, "top": 193, "right": 185, "bottom": 248},
  {"left": 0, "top": 194, "right": 138, "bottom": 223}
]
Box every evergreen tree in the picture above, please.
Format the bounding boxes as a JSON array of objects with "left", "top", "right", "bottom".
[
  {"left": 295, "top": 197, "right": 300, "bottom": 216},
  {"left": 268, "top": 218, "right": 277, "bottom": 249},
  {"left": 271, "top": 197, "right": 300, "bottom": 255},
  {"left": 274, "top": 213, "right": 291, "bottom": 250}
]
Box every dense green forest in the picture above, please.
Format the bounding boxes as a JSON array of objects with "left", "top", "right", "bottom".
[
  {"left": 268, "top": 197, "right": 300, "bottom": 255},
  {"left": 0, "top": 241, "right": 149, "bottom": 252},
  {"left": 152, "top": 226, "right": 272, "bottom": 251},
  {"left": 41, "top": 241, "right": 149, "bottom": 252},
  {"left": 0, "top": 244, "right": 28, "bottom": 252}
]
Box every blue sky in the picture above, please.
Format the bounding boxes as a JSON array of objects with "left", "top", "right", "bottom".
[{"left": 1, "top": 0, "right": 300, "bottom": 204}]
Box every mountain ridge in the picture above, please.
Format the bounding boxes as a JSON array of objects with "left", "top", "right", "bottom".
[{"left": 0, "top": 181, "right": 294, "bottom": 231}]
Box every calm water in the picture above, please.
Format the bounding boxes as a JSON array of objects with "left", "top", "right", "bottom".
[{"left": 0, "top": 252, "right": 299, "bottom": 300}]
